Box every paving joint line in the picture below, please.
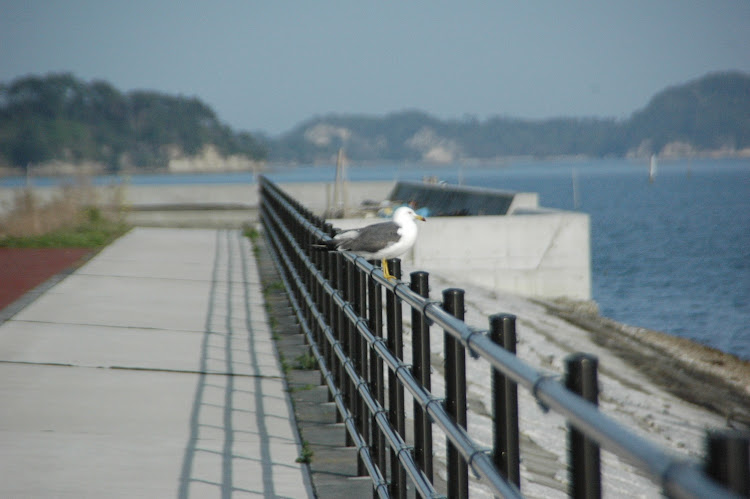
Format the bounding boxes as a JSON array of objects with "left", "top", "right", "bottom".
[
  {"left": 0, "top": 359, "right": 284, "bottom": 378},
  {"left": 7, "top": 319, "right": 226, "bottom": 335}
]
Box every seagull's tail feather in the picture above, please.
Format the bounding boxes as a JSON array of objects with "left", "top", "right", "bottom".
[{"left": 311, "top": 240, "right": 339, "bottom": 251}]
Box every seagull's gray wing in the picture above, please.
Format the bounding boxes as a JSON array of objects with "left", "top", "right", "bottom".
[{"left": 336, "top": 221, "right": 401, "bottom": 253}]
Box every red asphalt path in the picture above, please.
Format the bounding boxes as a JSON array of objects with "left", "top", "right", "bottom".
[{"left": 0, "top": 248, "right": 91, "bottom": 310}]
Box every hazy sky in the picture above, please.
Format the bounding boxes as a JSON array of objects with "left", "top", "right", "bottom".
[{"left": 2, "top": 1, "right": 749, "bottom": 135}]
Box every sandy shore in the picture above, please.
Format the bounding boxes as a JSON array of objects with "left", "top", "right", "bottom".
[{"left": 536, "top": 297, "right": 750, "bottom": 428}]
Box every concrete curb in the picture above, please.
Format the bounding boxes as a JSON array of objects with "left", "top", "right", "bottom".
[{"left": 254, "top": 231, "right": 376, "bottom": 498}]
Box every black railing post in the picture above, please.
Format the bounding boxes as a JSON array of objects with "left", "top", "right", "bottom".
[
  {"left": 565, "top": 353, "right": 601, "bottom": 499},
  {"left": 489, "top": 313, "right": 520, "bottom": 487},
  {"left": 353, "top": 263, "right": 369, "bottom": 477},
  {"left": 320, "top": 244, "right": 332, "bottom": 392},
  {"left": 443, "top": 288, "right": 468, "bottom": 499},
  {"left": 386, "top": 259, "right": 407, "bottom": 498},
  {"left": 328, "top": 251, "right": 342, "bottom": 420},
  {"left": 345, "top": 258, "right": 363, "bottom": 460},
  {"left": 410, "top": 271, "right": 433, "bottom": 482},
  {"left": 302, "top": 229, "right": 312, "bottom": 347},
  {"left": 368, "top": 261, "right": 387, "bottom": 479},
  {"left": 705, "top": 429, "right": 750, "bottom": 496},
  {"left": 337, "top": 252, "right": 353, "bottom": 446},
  {"left": 311, "top": 234, "right": 322, "bottom": 348}
]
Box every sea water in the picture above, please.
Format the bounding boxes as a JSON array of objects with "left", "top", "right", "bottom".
[{"left": 462, "top": 158, "right": 750, "bottom": 360}]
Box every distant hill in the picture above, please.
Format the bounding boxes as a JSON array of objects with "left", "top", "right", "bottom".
[
  {"left": 1, "top": 71, "right": 748, "bottom": 172},
  {"left": 625, "top": 72, "right": 750, "bottom": 156},
  {"left": 0, "top": 73, "right": 266, "bottom": 172},
  {"left": 268, "top": 71, "right": 750, "bottom": 163}
]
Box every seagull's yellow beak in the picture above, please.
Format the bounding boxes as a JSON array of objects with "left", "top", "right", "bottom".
[{"left": 415, "top": 214, "right": 426, "bottom": 222}]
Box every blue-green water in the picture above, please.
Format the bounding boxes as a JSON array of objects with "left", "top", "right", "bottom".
[{"left": 4, "top": 158, "right": 749, "bottom": 359}]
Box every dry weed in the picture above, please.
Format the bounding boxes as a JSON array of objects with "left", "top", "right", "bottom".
[{"left": 0, "top": 178, "right": 125, "bottom": 238}]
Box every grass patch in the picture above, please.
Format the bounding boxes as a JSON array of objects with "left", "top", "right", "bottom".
[
  {"left": 263, "top": 280, "right": 285, "bottom": 296},
  {"left": 243, "top": 224, "right": 260, "bottom": 241},
  {"left": 295, "top": 440, "right": 314, "bottom": 463},
  {"left": 279, "top": 355, "right": 292, "bottom": 375},
  {"left": 267, "top": 315, "right": 279, "bottom": 330},
  {"left": 243, "top": 224, "right": 261, "bottom": 258},
  {"left": 0, "top": 215, "right": 129, "bottom": 248},
  {"left": 295, "top": 352, "right": 317, "bottom": 370},
  {"left": 289, "top": 383, "right": 317, "bottom": 393}
]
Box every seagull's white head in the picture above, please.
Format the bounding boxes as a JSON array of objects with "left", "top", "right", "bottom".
[{"left": 392, "top": 206, "right": 427, "bottom": 226}]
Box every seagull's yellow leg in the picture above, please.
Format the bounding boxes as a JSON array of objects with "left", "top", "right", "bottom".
[{"left": 381, "top": 258, "right": 396, "bottom": 280}]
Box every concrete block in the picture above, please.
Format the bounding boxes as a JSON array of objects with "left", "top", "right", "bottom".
[{"left": 329, "top": 209, "right": 591, "bottom": 300}]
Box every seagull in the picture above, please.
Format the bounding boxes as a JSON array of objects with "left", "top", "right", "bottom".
[{"left": 316, "top": 206, "right": 426, "bottom": 279}]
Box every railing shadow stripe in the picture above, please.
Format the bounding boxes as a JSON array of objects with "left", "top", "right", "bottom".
[
  {"left": 178, "top": 229, "right": 222, "bottom": 498},
  {"left": 221, "top": 230, "right": 235, "bottom": 498},
  {"left": 237, "top": 230, "right": 277, "bottom": 498}
]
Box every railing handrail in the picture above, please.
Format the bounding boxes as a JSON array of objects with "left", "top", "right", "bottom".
[{"left": 259, "top": 175, "right": 742, "bottom": 499}]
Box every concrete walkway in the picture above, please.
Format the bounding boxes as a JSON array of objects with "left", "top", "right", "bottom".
[{"left": 0, "top": 227, "right": 313, "bottom": 498}]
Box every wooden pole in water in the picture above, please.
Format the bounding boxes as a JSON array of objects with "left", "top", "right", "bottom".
[
  {"left": 333, "top": 148, "right": 349, "bottom": 217},
  {"left": 333, "top": 148, "right": 343, "bottom": 216},
  {"left": 649, "top": 154, "right": 657, "bottom": 184}
]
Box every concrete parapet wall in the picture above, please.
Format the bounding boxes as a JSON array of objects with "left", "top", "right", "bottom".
[
  {"left": 121, "top": 184, "right": 256, "bottom": 207},
  {"left": 277, "top": 181, "right": 394, "bottom": 215},
  {"left": 126, "top": 208, "right": 257, "bottom": 228},
  {"left": 120, "top": 180, "right": 393, "bottom": 214},
  {"left": 331, "top": 209, "right": 591, "bottom": 300},
  {"left": 507, "top": 192, "right": 539, "bottom": 213},
  {"left": 0, "top": 180, "right": 395, "bottom": 227}
]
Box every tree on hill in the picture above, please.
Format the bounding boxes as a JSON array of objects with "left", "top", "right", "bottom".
[
  {"left": 626, "top": 71, "right": 750, "bottom": 153},
  {"left": 0, "top": 73, "right": 266, "bottom": 171}
]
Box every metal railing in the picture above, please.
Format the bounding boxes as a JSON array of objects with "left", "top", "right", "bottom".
[{"left": 259, "top": 175, "right": 749, "bottom": 498}]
